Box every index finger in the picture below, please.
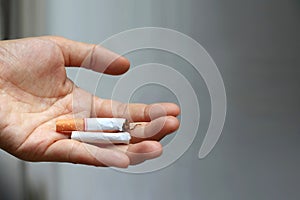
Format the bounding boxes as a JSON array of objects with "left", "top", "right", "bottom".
[{"left": 46, "top": 36, "right": 130, "bottom": 75}]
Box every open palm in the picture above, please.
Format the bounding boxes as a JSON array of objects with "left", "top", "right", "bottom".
[{"left": 0, "top": 36, "right": 180, "bottom": 168}]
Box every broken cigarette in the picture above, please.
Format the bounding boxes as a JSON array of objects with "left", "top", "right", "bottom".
[
  {"left": 71, "top": 131, "right": 131, "bottom": 144},
  {"left": 56, "top": 118, "right": 148, "bottom": 144},
  {"left": 56, "top": 118, "right": 147, "bottom": 132},
  {"left": 56, "top": 118, "right": 126, "bottom": 132}
]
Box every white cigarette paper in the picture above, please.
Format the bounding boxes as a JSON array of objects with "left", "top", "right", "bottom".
[
  {"left": 84, "top": 118, "right": 126, "bottom": 131},
  {"left": 71, "top": 131, "right": 131, "bottom": 144}
]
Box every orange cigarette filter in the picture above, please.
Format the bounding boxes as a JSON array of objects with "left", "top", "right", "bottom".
[{"left": 56, "top": 118, "right": 84, "bottom": 132}]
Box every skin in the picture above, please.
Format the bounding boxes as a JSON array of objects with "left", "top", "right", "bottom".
[{"left": 0, "top": 36, "right": 180, "bottom": 168}]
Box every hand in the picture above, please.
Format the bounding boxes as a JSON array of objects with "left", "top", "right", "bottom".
[{"left": 0, "top": 36, "right": 180, "bottom": 168}]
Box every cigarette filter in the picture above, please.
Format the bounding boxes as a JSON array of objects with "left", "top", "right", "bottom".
[
  {"left": 71, "top": 131, "right": 131, "bottom": 144},
  {"left": 56, "top": 118, "right": 127, "bottom": 132}
]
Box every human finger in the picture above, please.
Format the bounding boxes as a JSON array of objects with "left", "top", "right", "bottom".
[
  {"left": 93, "top": 97, "right": 180, "bottom": 122},
  {"left": 110, "top": 141, "right": 163, "bottom": 165},
  {"left": 43, "top": 138, "right": 130, "bottom": 168},
  {"left": 46, "top": 36, "right": 130, "bottom": 75},
  {"left": 129, "top": 116, "right": 179, "bottom": 143}
]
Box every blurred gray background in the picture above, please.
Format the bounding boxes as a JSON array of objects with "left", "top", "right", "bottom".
[{"left": 0, "top": 0, "right": 300, "bottom": 199}]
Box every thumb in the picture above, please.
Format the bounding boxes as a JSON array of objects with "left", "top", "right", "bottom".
[{"left": 47, "top": 36, "right": 130, "bottom": 75}]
